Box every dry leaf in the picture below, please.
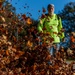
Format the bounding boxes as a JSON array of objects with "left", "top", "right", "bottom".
[
  {"left": 0, "top": 16, "right": 5, "bottom": 22},
  {"left": 26, "top": 18, "right": 32, "bottom": 25},
  {"left": 26, "top": 40, "right": 33, "bottom": 47},
  {"left": 6, "top": 50, "right": 9, "bottom": 56}
]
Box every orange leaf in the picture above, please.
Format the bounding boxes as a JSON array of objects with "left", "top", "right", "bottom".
[
  {"left": 13, "top": 36, "right": 17, "bottom": 42},
  {"left": 33, "top": 64, "right": 37, "bottom": 71},
  {"left": 46, "top": 55, "right": 51, "bottom": 61},
  {"left": 53, "top": 65, "right": 59, "bottom": 69},
  {"left": 26, "top": 40, "right": 33, "bottom": 47},
  {"left": 14, "top": 55, "right": 19, "bottom": 60},
  {"left": 18, "top": 51, "right": 24, "bottom": 56},
  {"left": 70, "top": 36, "right": 75, "bottom": 42},
  {"left": 26, "top": 18, "right": 32, "bottom": 25},
  {"left": 6, "top": 50, "right": 9, "bottom": 56}
]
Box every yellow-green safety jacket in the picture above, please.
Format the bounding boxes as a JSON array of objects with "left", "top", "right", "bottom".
[{"left": 37, "top": 14, "right": 64, "bottom": 43}]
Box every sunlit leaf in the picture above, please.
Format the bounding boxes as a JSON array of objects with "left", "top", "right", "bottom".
[
  {"left": 0, "top": 16, "right": 5, "bottom": 22},
  {"left": 26, "top": 40, "right": 33, "bottom": 47},
  {"left": 26, "top": 17, "right": 32, "bottom": 25}
]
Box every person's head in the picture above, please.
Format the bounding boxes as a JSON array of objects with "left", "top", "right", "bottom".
[{"left": 47, "top": 4, "right": 54, "bottom": 15}]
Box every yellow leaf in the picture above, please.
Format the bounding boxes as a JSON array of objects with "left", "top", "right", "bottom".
[
  {"left": 0, "top": 16, "right": 5, "bottom": 22},
  {"left": 2, "top": 35, "right": 7, "bottom": 40}
]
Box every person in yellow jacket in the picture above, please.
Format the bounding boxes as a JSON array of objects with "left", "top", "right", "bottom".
[{"left": 37, "top": 4, "right": 65, "bottom": 56}]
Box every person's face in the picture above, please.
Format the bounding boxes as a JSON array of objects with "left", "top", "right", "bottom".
[{"left": 48, "top": 6, "right": 54, "bottom": 15}]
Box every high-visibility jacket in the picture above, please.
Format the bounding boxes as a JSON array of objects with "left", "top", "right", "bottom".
[{"left": 37, "top": 14, "right": 64, "bottom": 43}]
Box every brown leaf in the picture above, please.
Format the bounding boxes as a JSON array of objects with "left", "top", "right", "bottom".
[
  {"left": 22, "top": 14, "right": 27, "bottom": 20},
  {"left": 41, "top": 14, "right": 46, "bottom": 19},
  {"left": 42, "top": 7, "right": 46, "bottom": 13},
  {"left": 40, "top": 70, "right": 45, "bottom": 75},
  {"left": 12, "top": 36, "right": 17, "bottom": 42},
  {"left": 0, "top": 2, "right": 2, "bottom": 8},
  {"left": 46, "top": 55, "right": 51, "bottom": 61},
  {"left": 7, "top": 12, "right": 13, "bottom": 18}
]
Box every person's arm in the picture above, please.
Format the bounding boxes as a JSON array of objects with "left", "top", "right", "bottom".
[{"left": 37, "top": 18, "right": 45, "bottom": 33}]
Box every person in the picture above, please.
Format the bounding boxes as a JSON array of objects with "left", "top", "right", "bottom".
[{"left": 37, "top": 4, "right": 65, "bottom": 56}]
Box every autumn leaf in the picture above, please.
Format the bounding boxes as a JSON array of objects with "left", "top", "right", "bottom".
[
  {"left": 14, "top": 55, "right": 19, "bottom": 60},
  {"left": 0, "top": 16, "right": 5, "bottom": 22},
  {"left": 42, "top": 7, "right": 46, "bottom": 13},
  {"left": 70, "top": 35, "right": 75, "bottom": 42},
  {"left": 22, "top": 14, "right": 27, "bottom": 20},
  {"left": 14, "top": 51, "right": 24, "bottom": 60},
  {"left": 46, "top": 55, "right": 51, "bottom": 61},
  {"left": 40, "top": 70, "right": 45, "bottom": 75},
  {"left": 26, "top": 40, "right": 33, "bottom": 47},
  {"left": 7, "top": 12, "right": 13, "bottom": 18},
  {"left": 35, "top": 37, "right": 40, "bottom": 41},
  {"left": 41, "top": 14, "right": 46, "bottom": 19},
  {"left": 17, "top": 51, "right": 24, "bottom": 56},
  {"left": 12, "top": 36, "right": 17, "bottom": 42},
  {"left": 46, "top": 32, "right": 50, "bottom": 36},
  {"left": 53, "top": 65, "right": 59, "bottom": 70},
  {"left": 11, "top": 20, "right": 17, "bottom": 24},
  {"left": 49, "top": 37, "right": 54, "bottom": 43},
  {"left": 26, "top": 17, "right": 32, "bottom": 25},
  {"left": 2, "top": 35, "right": 7, "bottom": 40},
  {"left": 32, "top": 64, "right": 37, "bottom": 71},
  {"left": 6, "top": 50, "right": 9, "bottom": 56},
  {"left": 0, "top": 2, "right": 2, "bottom": 8},
  {"left": 18, "top": 27, "right": 23, "bottom": 33}
]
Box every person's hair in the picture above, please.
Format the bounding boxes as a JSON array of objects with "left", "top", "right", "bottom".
[{"left": 47, "top": 4, "right": 54, "bottom": 10}]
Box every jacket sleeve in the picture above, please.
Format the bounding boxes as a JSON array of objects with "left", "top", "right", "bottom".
[
  {"left": 37, "top": 18, "right": 45, "bottom": 33},
  {"left": 58, "top": 17, "right": 65, "bottom": 39}
]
